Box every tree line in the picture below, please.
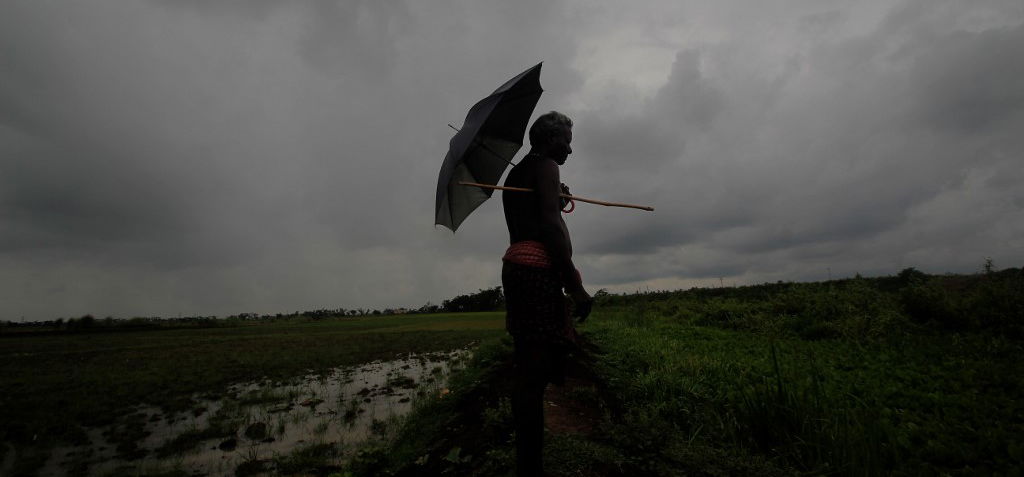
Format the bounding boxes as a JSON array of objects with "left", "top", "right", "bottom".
[{"left": 0, "top": 286, "right": 507, "bottom": 333}]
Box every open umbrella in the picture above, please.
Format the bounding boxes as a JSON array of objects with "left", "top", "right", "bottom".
[{"left": 435, "top": 63, "right": 544, "bottom": 232}]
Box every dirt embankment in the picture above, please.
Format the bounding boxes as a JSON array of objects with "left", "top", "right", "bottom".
[{"left": 376, "top": 338, "right": 633, "bottom": 477}]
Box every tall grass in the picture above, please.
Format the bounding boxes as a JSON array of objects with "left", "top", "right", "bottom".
[
  {"left": 733, "top": 344, "right": 890, "bottom": 475},
  {"left": 583, "top": 304, "right": 1022, "bottom": 475}
]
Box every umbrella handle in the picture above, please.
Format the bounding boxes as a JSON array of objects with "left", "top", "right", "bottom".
[{"left": 457, "top": 181, "right": 654, "bottom": 212}]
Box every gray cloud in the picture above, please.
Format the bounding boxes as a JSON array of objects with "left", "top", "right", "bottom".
[
  {"left": 1, "top": 0, "right": 1022, "bottom": 319},
  {"left": 906, "top": 25, "right": 1024, "bottom": 133},
  {"left": 570, "top": 0, "right": 1023, "bottom": 290},
  {"left": 0, "top": 0, "right": 583, "bottom": 318},
  {"left": 580, "top": 49, "right": 722, "bottom": 171}
]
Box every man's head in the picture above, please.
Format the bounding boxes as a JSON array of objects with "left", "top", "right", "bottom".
[{"left": 528, "top": 111, "right": 573, "bottom": 165}]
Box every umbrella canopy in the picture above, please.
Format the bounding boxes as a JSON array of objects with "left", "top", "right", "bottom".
[{"left": 435, "top": 63, "right": 544, "bottom": 232}]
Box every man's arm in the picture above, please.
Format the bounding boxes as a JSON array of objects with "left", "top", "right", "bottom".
[{"left": 536, "top": 159, "right": 585, "bottom": 295}]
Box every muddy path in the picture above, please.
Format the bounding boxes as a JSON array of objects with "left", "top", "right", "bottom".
[{"left": 379, "top": 338, "right": 636, "bottom": 477}]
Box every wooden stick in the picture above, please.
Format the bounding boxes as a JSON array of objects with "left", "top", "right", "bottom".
[{"left": 458, "top": 181, "right": 654, "bottom": 212}]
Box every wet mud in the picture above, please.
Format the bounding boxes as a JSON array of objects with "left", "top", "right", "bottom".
[{"left": 29, "top": 349, "right": 471, "bottom": 476}]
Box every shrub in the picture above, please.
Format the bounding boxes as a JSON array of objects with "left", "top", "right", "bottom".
[
  {"left": 966, "top": 268, "right": 1024, "bottom": 337},
  {"left": 900, "top": 280, "right": 967, "bottom": 329}
]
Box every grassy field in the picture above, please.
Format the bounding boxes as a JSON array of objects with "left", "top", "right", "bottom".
[
  {"left": 359, "top": 270, "right": 1023, "bottom": 477},
  {"left": 0, "top": 312, "right": 504, "bottom": 475},
  {"left": 581, "top": 309, "right": 1022, "bottom": 475},
  {"left": 4, "top": 269, "right": 1022, "bottom": 476}
]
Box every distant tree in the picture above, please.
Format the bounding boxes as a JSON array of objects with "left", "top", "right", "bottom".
[
  {"left": 897, "top": 267, "right": 928, "bottom": 286},
  {"left": 441, "top": 286, "right": 504, "bottom": 313},
  {"left": 418, "top": 302, "right": 440, "bottom": 314},
  {"left": 79, "top": 314, "right": 95, "bottom": 329}
]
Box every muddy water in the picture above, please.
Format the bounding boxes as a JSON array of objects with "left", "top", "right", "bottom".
[{"left": 37, "top": 348, "right": 471, "bottom": 476}]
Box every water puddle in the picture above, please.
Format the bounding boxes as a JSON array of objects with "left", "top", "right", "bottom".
[{"left": 36, "top": 348, "right": 472, "bottom": 476}]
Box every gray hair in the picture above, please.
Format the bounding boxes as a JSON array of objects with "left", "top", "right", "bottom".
[{"left": 528, "top": 111, "right": 573, "bottom": 146}]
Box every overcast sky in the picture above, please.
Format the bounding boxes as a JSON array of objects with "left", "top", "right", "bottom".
[{"left": 2, "top": 0, "right": 1022, "bottom": 320}]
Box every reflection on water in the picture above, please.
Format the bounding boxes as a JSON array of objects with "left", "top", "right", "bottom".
[{"left": 38, "top": 348, "right": 471, "bottom": 476}]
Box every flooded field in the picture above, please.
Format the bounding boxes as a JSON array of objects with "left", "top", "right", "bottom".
[{"left": 32, "top": 348, "right": 471, "bottom": 476}]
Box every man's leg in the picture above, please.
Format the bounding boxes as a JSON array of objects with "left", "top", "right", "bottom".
[{"left": 513, "top": 340, "right": 548, "bottom": 477}]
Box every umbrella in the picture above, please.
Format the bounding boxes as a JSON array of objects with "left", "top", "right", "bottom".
[{"left": 435, "top": 63, "right": 544, "bottom": 232}]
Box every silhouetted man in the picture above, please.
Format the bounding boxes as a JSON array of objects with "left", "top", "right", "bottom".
[{"left": 501, "top": 111, "right": 593, "bottom": 477}]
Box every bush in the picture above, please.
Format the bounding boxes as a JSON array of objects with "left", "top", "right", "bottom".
[
  {"left": 693, "top": 298, "right": 772, "bottom": 332},
  {"left": 689, "top": 279, "right": 907, "bottom": 340},
  {"left": 900, "top": 280, "right": 967, "bottom": 329},
  {"left": 967, "top": 268, "right": 1024, "bottom": 336}
]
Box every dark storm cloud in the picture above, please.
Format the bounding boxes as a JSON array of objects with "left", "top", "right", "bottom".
[
  {"left": 568, "top": 0, "right": 1024, "bottom": 291},
  {"left": 156, "top": 0, "right": 414, "bottom": 76},
  {"left": 298, "top": 1, "right": 412, "bottom": 77},
  {"left": 905, "top": 25, "right": 1024, "bottom": 133},
  {"left": 0, "top": 3, "right": 282, "bottom": 270},
  {"left": 1, "top": 0, "right": 1022, "bottom": 319},
  {"left": 0, "top": 131, "right": 185, "bottom": 256},
  {"left": 153, "top": 0, "right": 284, "bottom": 19},
  {"left": 585, "top": 222, "right": 697, "bottom": 255},
  {"left": 0, "top": 0, "right": 585, "bottom": 319},
  {"left": 581, "top": 49, "right": 722, "bottom": 170}
]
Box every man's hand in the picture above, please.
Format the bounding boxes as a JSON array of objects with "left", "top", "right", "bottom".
[{"left": 569, "top": 289, "right": 593, "bottom": 323}]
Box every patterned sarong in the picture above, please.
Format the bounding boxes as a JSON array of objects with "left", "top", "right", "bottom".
[{"left": 502, "top": 241, "right": 576, "bottom": 347}]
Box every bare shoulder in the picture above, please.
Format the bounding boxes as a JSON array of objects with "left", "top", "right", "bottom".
[{"left": 535, "top": 157, "right": 560, "bottom": 184}]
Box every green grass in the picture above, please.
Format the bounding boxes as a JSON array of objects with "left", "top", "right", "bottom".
[
  {"left": 583, "top": 308, "right": 1023, "bottom": 475},
  {"left": 0, "top": 312, "right": 503, "bottom": 471},
  {"left": 273, "top": 442, "right": 342, "bottom": 475},
  {"left": 351, "top": 271, "right": 1023, "bottom": 476},
  {"left": 7, "top": 268, "right": 1023, "bottom": 476}
]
